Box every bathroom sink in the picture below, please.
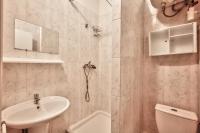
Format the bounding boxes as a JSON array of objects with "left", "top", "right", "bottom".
[{"left": 2, "top": 96, "right": 70, "bottom": 129}]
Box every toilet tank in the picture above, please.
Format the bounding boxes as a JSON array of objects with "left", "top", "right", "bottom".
[{"left": 155, "top": 104, "right": 198, "bottom": 133}]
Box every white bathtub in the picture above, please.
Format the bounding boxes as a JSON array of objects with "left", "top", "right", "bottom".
[{"left": 69, "top": 111, "right": 111, "bottom": 133}]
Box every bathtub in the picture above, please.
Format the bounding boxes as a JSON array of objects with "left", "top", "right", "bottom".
[{"left": 68, "top": 111, "right": 111, "bottom": 133}]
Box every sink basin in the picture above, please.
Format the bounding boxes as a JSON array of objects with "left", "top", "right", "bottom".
[{"left": 2, "top": 96, "right": 70, "bottom": 129}]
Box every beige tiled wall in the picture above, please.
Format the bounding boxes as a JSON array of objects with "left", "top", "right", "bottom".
[
  {"left": 112, "top": 1, "right": 200, "bottom": 133},
  {"left": 2, "top": 0, "right": 112, "bottom": 132},
  {"left": 112, "top": 0, "right": 144, "bottom": 133},
  {"left": 111, "top": 1, "right": 200, "bottom": 133},
  {"left": 98, "top": 0, "right": 112, "bottom": 113},
  {"left": 111, "top": 0, "right": 121, "bottom": 132},
  {"left": 120, "top": 0, "right": 144, "bottom": 132},
  {"left": 0, "top": 0, "right": 2, "bottom": 125},
  {"left": 142, "top": 1, "right": 200, "bottom": 133}
]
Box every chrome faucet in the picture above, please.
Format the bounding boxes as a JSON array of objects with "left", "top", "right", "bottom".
[{"left": 34, "top": 93, "right": 40, "bottom": 109}]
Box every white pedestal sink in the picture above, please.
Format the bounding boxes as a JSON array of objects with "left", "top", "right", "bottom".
[{"left": 2, "top": 96, "right": 70, "bottom": 129}]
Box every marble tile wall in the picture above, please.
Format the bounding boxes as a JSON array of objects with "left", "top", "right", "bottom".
[
  {"left": 111, "top": 0, "right": 144, "bottom": 133},
  {"left": 112, "top": 0, "right": 200, "bottom": 133},
  {"left": 111, "top": 0, "right": 121, "bottom": 132},
  {"left": 142, "top": 1, "right": 200, "bottom": 133},
  {"left": 2, "top": 0, "right": 111, "bottom": 132},
  {"left": 98, "top": 0, "right": 112, "bottom": 113},
  {"left": 0, "top": 0, "right": 2, "bottom": 124},
  {"left": 120, "top": 0, "right": 144, "bottom": 133}
]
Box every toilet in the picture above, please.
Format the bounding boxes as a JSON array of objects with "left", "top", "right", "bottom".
[{"left": 155, "top": 104, "right": 199, "bottom": 133}]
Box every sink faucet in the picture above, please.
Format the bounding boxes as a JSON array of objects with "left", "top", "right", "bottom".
[{"left": 34, "top": 93, "right": 40, "bottom": 109}]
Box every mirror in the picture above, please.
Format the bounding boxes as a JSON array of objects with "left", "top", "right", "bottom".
[{"left": 15, "top": 19, "right": 59, "bottom": 54}]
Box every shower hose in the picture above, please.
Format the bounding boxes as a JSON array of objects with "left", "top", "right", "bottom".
[{"left": 83, "top": 67, "right": 91, "bottom": 102}]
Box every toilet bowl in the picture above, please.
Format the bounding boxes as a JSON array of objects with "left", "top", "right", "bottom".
[{"left": 155, "top": 104, "right": 198, "bottom": 133}]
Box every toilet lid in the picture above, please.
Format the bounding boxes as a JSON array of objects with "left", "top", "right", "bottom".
[{"left": 155, "top": 104, "right": 198, "bottom": 121}]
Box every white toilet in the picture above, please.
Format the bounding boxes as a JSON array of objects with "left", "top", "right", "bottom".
[{"left": 155, "top": 104, "right": 199, "bottom": 133}]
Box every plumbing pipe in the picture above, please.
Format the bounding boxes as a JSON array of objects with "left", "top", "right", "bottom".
[
  {"left": 1, "top": 121, "right": 7, "bottom": 133},
  {"left": 187, "top": 7, "right": 195, "bottom": 21}
]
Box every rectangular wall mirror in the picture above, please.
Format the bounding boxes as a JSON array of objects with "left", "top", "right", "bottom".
[{"left": 15, "top": 19, "right": 59, "bottom": 54}]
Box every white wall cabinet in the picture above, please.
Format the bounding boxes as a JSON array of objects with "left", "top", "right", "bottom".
[{"left": 149, "top": 22, "right": 197, "bottom": 56}]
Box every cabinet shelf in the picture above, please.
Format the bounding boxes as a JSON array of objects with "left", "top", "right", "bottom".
[
  {"left": 170, "top": 33, "right": 193, "bottom": 39},
  {"left": 149, "top": 22, "right": 197, "bottom": 56}
]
